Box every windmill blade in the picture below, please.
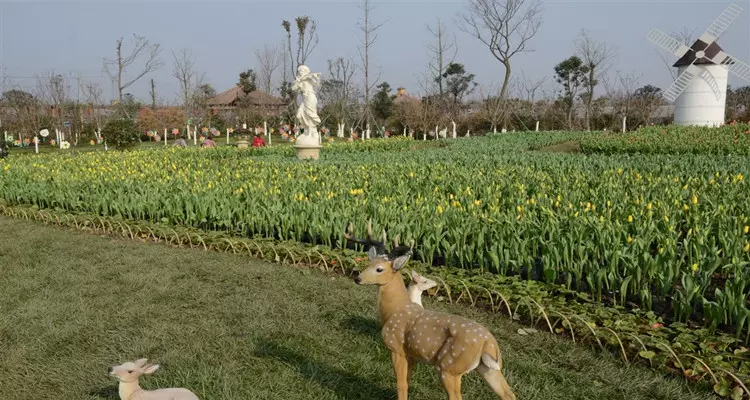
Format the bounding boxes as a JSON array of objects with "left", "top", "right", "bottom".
[
  {"left": 708, "top": 50, "right": 750, "bottom": 82},
  {"left": 647, "top": 28, "right": 692, "bottom": 58},
  {"left": 698, "top": 69, "right": 723, "bottom": 100},
  {"left": 663, "top": 62, "right": 700, "bottom": 102},
  {"left": 699, "top": 3, "right": 743, "bottom": 44}
]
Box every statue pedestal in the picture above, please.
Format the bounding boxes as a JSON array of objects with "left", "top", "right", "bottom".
[
  {"left": 294, "top": 134, "right": 322, "bottom": 160},
  {"left": 236, "top": 140, "right": 249, "bottom": 148}
]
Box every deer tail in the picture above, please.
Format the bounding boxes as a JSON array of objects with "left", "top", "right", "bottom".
[{"left": 481, "top": 341, "right": 501, "bottom": 371}]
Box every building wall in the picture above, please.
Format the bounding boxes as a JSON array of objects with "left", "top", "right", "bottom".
[{"left": 673, "top": 64, "right": 729, "bottom": 127}]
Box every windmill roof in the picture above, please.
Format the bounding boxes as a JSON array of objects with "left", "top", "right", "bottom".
[{"left": 673, "top": 39, "right": 735, "bottom": 67}]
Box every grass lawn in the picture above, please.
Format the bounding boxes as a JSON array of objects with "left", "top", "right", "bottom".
[{"left": 0, "top": 216, "right": 716, "bottom": 400}]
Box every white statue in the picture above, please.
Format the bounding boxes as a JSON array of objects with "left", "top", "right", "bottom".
[{"left": 291, "top": 65, "right": 322, "bottom": 146}]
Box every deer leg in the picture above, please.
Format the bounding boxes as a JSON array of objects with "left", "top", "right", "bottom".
[
  {"left": 391, "top": 352, "right": 410, "bottom": 400},
  {"left": 406, "top": 357, "right": 414, "bottom": 381},
  {"left": 476, "top": 364, "right": 516, "bottom": 400},
  {"left": 439, "top": 370, "right": 463, "bottom": 400}
]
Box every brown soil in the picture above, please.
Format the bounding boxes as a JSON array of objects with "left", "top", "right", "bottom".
[{"left": 537, "top": 141, "right": 581, "bottom": 154}]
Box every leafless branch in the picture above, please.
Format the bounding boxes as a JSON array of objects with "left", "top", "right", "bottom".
[
  {"left": 319, "top": 57, "right": 360, "bottom": 128},
  {"left": 602, "top": 70, "right": 642, "bottom": 129},
  {"left": 295, "top": 16, "right": 319, "bottom": 67},
  {"left": 171, "top": 48, "right": 197, "bottom": 109},
  {"left": 357, "top": 0, "right": 390, "bottom": 127},
  {"left": 457, "top": 0, "right": 543, "bottom": 102},
  {"left": 426, "top": 18, "right": 458, "bottom": 96},
  {"left": 656, "top": 27, "right": 695, "bottom": 80},
  {"left": 575, "top": 29, "right": 616, "bottom": 130},
  {"left": 515, "top": 71, "right": 546, "bottom": 120},
  {"left": 103, "top": 34, "right": 163, "bottom": 102},
  {"left": 81, "top": 82, "right": 108, "bottom": 131},
  {"left": 0, "top": 66, "right": 7, "bottom": 94},
  {"left": 255, "top": 43, "right": 284, "bottom": 94},
  {"left": 477, "top": 82, "right": 508, "bottom": 132}
]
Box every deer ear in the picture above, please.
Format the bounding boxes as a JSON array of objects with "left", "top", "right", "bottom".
[
  {"left": 409, "top": 269, "right": 420, "bottom": 281},
  {"left": 142, "top": 364, "right": 160, "bottom": 374},
  {"left": 392, "top": 252, "right": 411, "bottom": 271},
  {"left": 133, "top": 358, "right": 149, "bottom": 367},
  {"left": 367, "top": 246, "right": 378, "bottom": 260}
]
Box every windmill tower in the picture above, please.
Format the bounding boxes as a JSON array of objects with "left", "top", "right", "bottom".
[{"left": 648, "top": 3, "right": 750, "bottom": 127}]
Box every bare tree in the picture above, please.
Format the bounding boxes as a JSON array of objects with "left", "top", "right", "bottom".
[
  {"left": 82, "top": 82, "right": 107, "bottom": 136},
  {"left": 103, "top": 34, "right": 163, "bottom": 103},
  {"left": 295, "top": 16, "right": 319, "bottom": 68},
  {"left": 35, "top": 72, "right": 70, "bottom": 129},
  {"left": 458, "top": 0, "right": 543, "bottom": 107},
  {"left": 414, "top": 71, "right": 451, "bottom": 131},
  {"left": 171, "top": 49, "right": 199, "bottom": 109},
  {"left": 516, "top": 71, "right": 546, "bottom": 124},
  {"left": 282, "top": 20, "right": 294, "bottom": 79},
  {"left": 657, "top": 27, "right": 695, "bottom": 80},
  {"left": 603, "top": 70, "right": 642, "bottom": 131},
  {"left": 281, "top": 17, "right": 319, "bottom": 77},
  {"left": 426, "top": 18, "right": 458, "bottom": 96},
  {"left": 575, "top": 29, "right": 616, "bottom": 131},
  {"left": 148, "top": 79, "right": 156, "bottom": 110},
  {"left": 319, "top": 57, "right": 360, "bottom": 137},
  {"left": 358, "top": 0, "right": 389, "bottom": 132},
  {"left": 0, "top": 66, "right": 7, "bottom": 95},
  {"left": 478, "top": 83, "right": 506, "bottom": 133},
  {"left": 255, "top": 43, "right": 284, "bottom": 94},
  {"left": 36, "top": 72, "right": 69, "bottom": 107}
]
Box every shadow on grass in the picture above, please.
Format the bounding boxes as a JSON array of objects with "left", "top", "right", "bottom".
[
  {"left": 340, "top": 315, "right": 381, "bottom": 339},
  {"left": 253, "top": 338, "right": 393, "bottom": 399},
  {"left": 88, "top": 384, "right": 119, "bottom": 399}
]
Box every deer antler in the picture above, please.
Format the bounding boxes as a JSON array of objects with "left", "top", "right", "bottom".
[{"left": 344, "top": 219, "right": 387, "bottom": 256}]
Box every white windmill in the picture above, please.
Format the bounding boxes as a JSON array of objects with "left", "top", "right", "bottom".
[{"left": 647, "top": 3, "right": 750, "bottom": 127}]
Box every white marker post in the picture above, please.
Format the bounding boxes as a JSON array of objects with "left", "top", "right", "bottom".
[
  {"left": 535, "top": 121, "right": 540, "bottom": 132},
  {"left": 164, "top": 128, "right": 168, "bottom": 146},
  {"left": 226, "top": 128, "right": 230, "bottom": 145}
]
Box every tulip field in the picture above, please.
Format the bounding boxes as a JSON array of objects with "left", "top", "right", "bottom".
[
  {"left": 581, "top": 122, "right": 750, "bottom": 155},
  {"left": 1, "top": 128, "right": 750, "bottom": 337}
]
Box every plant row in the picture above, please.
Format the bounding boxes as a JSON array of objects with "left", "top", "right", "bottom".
[
  {"left": 1, "top": 202, "right": 747, "bottom": 398},
  {"left": 580, "top": 122, "right": 750, "bottom": 155},
  {"left": 1, "top": 134, "right": 749, "bottom": 336}
]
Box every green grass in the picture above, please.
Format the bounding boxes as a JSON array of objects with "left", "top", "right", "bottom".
[{"left": 0, "top": 216, "right": 716, "bottom": 399}]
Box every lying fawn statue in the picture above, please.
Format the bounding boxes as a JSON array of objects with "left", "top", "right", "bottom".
[
  {"left": 345, "top": 221, "right": 516, "bottom": 400},
  {"left": 407, "top": 269, "right": 437, "bottom": 307},
  {"left": 109, "top": 358, "right": 199, "bottom": 400}
]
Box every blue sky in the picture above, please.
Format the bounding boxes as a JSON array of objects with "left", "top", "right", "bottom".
[{"left": 1, "top": 0, "right": 749, "bottom": 103}]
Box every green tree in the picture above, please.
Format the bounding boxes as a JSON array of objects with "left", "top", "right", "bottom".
[
  {"left": 1, "top": 89, "right": 35, "bottom": 105},
  {"left": 553, "top": 56, "right": 589, "bottom": 129},
  {"left": 371, "top": 82, "right": 394, "bottom": 122},
  {"left": 102, "top": 118, "right": 140, "bottom": 150},
  {"left": 441, "top": 63, "right": 477, "bottom": 121},
  {"left": 238, "top": 70, "right": 257, "bottom": 95}
]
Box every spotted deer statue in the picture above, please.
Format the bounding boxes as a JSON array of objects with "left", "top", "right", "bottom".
[{"left": 345, "top": 221, "right": 516, "bottom": 400}]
